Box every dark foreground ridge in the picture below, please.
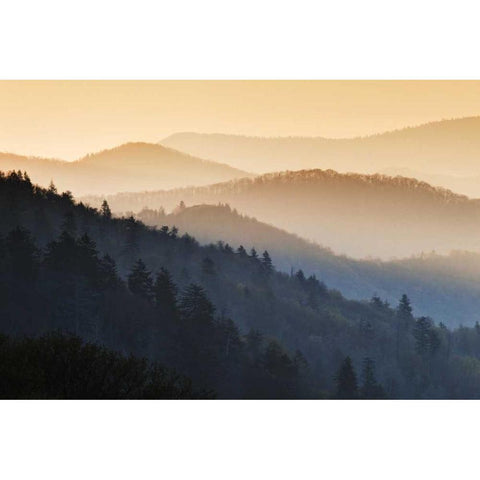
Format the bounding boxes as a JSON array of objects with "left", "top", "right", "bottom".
[{"left": 3, "top": 170, "right": 480, "bottom": 398}]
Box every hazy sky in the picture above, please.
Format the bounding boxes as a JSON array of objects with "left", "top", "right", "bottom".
[{"left": 1, "top": 80, "right": 480, "bottom": 160}]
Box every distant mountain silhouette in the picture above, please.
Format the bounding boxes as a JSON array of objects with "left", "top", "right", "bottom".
[
  {"left": 81, "top": 169, "right": 480, "bottom": 259},
  {"left": 0, "top": 142, "right": 252, "bottom": 196},
  {"left": 161, "top": 117, "right": 480, "bottom": 176},
  {"left": 135, "top": 203, "right": 480, "bottom": 327}
]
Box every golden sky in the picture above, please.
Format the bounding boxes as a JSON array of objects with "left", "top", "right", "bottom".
[{"left": 1, "top": 80, "right": 480, "bottom": 160}]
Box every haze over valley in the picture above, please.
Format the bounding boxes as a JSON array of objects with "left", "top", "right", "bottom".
[{"left": 82, "top": 169, "right": 480, "bottom": 259}]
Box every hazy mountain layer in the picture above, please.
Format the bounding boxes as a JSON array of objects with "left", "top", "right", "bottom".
[
  {"left": 380, "top": 167, "right": 480, "bottom": 198},
  {"left": 0, "top": 142, "right": 252, "bottom": 196},
  {"left": 81, "top": 169, "right": 480, "bottom": 259},
  {"left": 135, "top": 203, "right": 480, "bottom": 327},
  {"left": 161, "top": 117, "right": 480, "bottom": 177}
]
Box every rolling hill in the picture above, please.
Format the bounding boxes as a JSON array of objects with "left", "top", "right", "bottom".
[
  {"left": 0, "top": 142, "right": 252, "bottom": 196},
  {"left": 81, "top": 169, "right": 480, "bottom": 259},
  {"left": 161, "top": 117, "right": 480, "bottom": 182},
  {"left": 135, "top": 203, "right": 480, "bottom": 327}
]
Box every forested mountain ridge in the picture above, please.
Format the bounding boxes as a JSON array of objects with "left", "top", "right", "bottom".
[
  {"left": 0, "top": 142, "right": 252, "bottom": 196},
  {"left": 4, "top": 170, "right": 480, "bottom": 398},
  {"left": 161, "top": 116, "right": 480, "bottom": 176},
  {"left": 380, "top": 167, "right": 480, "bottom": 199},
  {"left": 81, "top": 169, "right": 480, "bottom": 258},
  {"left": 134, "top": 203, "right": 480, "bottom": 327}
]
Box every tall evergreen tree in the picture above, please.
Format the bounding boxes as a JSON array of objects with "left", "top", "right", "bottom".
[
  {"left": 179, "top": 284, "right": 215, "bottom": 329},
  {"left": 128, "top": 259, "right": 153, "bottom": 302},
  {"left": 397, "top": 294, "right": 413, "bottom": 326},
  {"left": 335, "top": 356, "right": 358, "bottom": 399},
  {"left": 261, "top": 250, "right": 273, "bottom": 273},
  {"left": 413, "top": 317, "right": 440, "bottom": 357},
  {"left": 100, "top": 200, "right": 112, "bottom": 219},
  {"left": 122, "top": 216, "right": 140, "bottom": 262},
  {"left": 154, "top": 267, "right": 178, "bottom": 320},
  {"left": 360, "top": 357, "right": 385, "bottom": 399},
  {"left": 395, "top": 294, "right": 414, "bottom": 359},
  {"left": 236, "top": 245, "right": 247, "bottom": 257},
  {"left": 99, "top": 254, "right": 120, "bottom": 290}
]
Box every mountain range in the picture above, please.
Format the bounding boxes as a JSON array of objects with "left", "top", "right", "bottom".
[
  {"left": 161, "top": 117, "right": 480, "bottom": 182},
  {"left": 81, "top": 169, "right": 480, "bottom": 259},
  {"left": 0, "top": 142, "right": 251, "bottom": 196}
]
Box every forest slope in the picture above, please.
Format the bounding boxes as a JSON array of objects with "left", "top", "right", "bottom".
[
  {"left": 135, "top": 203, "right": 480, "bottom": 327},
  {"left": 6, "top": 170, "right": 480, "bottom": 398}
]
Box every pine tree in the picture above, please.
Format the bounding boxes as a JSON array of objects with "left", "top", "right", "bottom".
[
  {"left": 153, "top": 267, "right": 178, "bottom": 320},
  {"left": 99, "top": 254, "right": 120, "bottom": 290},
  {"left": 295, "top": 269, "right": 306, "bottom": 284},
  {"left": 47, "top": 180, "right": 57, "bottom": 195},
  {"left": 128, "top": 259, "right": 153, "bottom": 302},
  {"left": 179, "top": 284, "right": 215, "bottom": 329},
  {"left": 261, "top": 250, "right": 273, "bottom": 273},
  {"left": 100, "top": 200, "right": 112, "bottom": 219},
  {"left": 44, "top": 231, "right": 77, "bottom": 273},
  {"left": 360, "top": 357, "right": 385, "bottom": 399},
  {"left": 264, "top": 340, "right": 295, "bottom": 379},
  {"left": 370, "top": 295, "right": 383, "bottom": 308},
  {"left": 395, "top": 294, "right": 414, "bottom": 360},
  {"left": 397, "top": 294, "right": 413, "bottom": 326},
  {"left": 77, "top": 233, "right": 99, "bottom": 281},
  {"left": 250, "top": 248, "right": 258, "bottom": 259},
  {"left": 335, "top": 356, "right": 358, "bottom": 399},
  {"left": 122, "top": 216, "right": 140, "bottom": 261},
  {"left": 236, "top": 245, "right": 247, "bottom": 257},
  {"left": 413, "top": 316, "right": 430, "bottom": 355},
  {"left": 413, "top": 317, "right": 440, "bottom": 356}
]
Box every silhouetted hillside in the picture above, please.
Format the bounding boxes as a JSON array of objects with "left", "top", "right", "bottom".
[
  {"left": 6, "top": 170, "right": 480, "bottom": 398},
  {"left": 161, "top": 117, "right": 480, "bottom": 178},
  {"left": 135, "top": 203, "right": 480, "bottom": 327},
  {"left": 0, "top": 332, "right": 205, "bottom": 399},
  {"left": 0, "top": 143, "right": 252, "bottom": 196},
  {"left": 82, "top": 169, "right": 480, "bottom": 258}
]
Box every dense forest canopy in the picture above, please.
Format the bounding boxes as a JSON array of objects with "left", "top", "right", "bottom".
[{"left": 3, "top": 170, "right": 480, "bottom": 398}]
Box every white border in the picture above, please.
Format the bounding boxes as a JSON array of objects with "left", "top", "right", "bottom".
[
  {"left": 1, "top": 1, "right": 479, "bottom": 479},
  {"left": 1, "top": 0, "right": 480, "bottom": 79}
]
